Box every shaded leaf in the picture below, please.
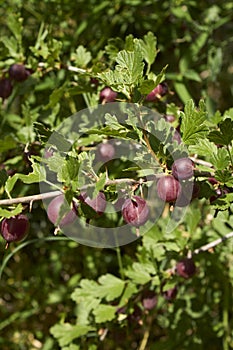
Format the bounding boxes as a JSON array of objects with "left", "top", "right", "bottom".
[{"left": 208, "top": 119, "right": 233, "bottom": 145}]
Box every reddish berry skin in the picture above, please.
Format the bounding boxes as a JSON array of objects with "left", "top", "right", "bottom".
[
  {"left": 210, "top": 187, "right": 229, "bottom": 203},
  {"left": 47, "top": 195, "right": 77, "bottom": 227},
  {"left": 164, "top": 114, "right": 175, "bottom": 123},
  {"left": 157, "top": 175, "right": 181, "bottom": 203},
  {"left": 44, "top": 148, "right": 54, "bottom": 159},
  {"left": 142, "top": 290, "right": 157, "bottom": 310},
  {"left": 99, "top": 87, "right": 117, "bottom": 103},
  {"left": 1, "top": 214, "right": 29, "bottom": 243},
  {"left": 79, "top": 192, "right": 107, "bottom": 215},
  {"left": 163, "top": 286, "right": 178, "bottom": 301},
  {"left": 0, "top": 78, "right": 13, "bottom": 99},
  {"left": 146, "top": 82, "right": 168, "bottom": 101},
  {"left": 172, "top": 158, "right": 194, "bottom": 180},
  {"left": 208, "top": 177, "right": 218, "bottom": 186},
  {"left": 9, "top": 64, "right": 30, "bottom": 82},
  {"left": 192, "top": 181, "right": 200, "bottom": 199},
  {"left": 96, "top": 142, "right": 115, "bottom": 162},
  {"left": 175, "top": 191, "right": 190, "bottom": 207},
  {"left": 172, "top": 129, "right": 182, "bottom": 144},
  {"left": 176, "top": 258, "right": 196, "bottom": 279},
  {"left": 122, "top": 195, "right": 149, "bottom": 227}
]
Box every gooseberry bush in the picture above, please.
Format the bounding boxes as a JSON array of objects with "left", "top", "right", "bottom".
[{"left": 0, "top": 1, "right": 233, "bottom": 349}]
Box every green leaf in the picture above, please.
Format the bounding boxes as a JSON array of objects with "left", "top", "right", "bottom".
[
  {"left": 48, "top": 131, "right": 72, "bottom": 152},
  {"left": 50, "top": 323, "right": 94, "bottom": 347},
  {"left": 186, "top": 207, "right": 202, "bottom": 234},
  {"left": 0, "top": 204, "right": 23, "bottom": 218},
  {"left": 63, "top": 345, "right": 80, "bottom": 350},
  {"left": 211, "top": 193, "right": 233, "bottom": 211},
  {"left": 180, "top": 99, "right": 208, "bottom": 145},
  {"left": 208, "top": 119, "right": 233, "bottom": 145},
  {"left": 71, "top": 45, "right": 91, "bottom": 68},
  {"left": 71, "top": 279, "right": 99, "bottom": 299},
  {"left": 65, "top": 156, "right": 80, "bottom": 181},
  {"left": 98, "top": 274, "right": 125, "bottom": 301},
  {"left": 215, "top": 170, "right": 233, "bottom": 184},
  {"left": 154, "top": 65, "right": 168, "bottom": 86},
  {"left": 138, "top": 80, "right": 158, "bottom": 95},
  {"left": 182, "top": 69, "right": 201, "bottom": 82},
  {"left": 118, "top": 282, "right": 137, "bottom": 308},
  {"left": 7, "top": 13, "right": 23, "bottom": 42},
  {"left": 76, "top": 297, "right": 100, "bottom": 325},
  {"left": 115, "top": 49, "right": 144, "bottom": 85},
  {"left": 0, "top": 135, "right": 17, "bottom": 152},
  {"left": 138, "top": 65, "right": 168, "bottom": 95},
  {"left": 0, "top": 169, "right": 8, "bottom": 187},
  {"left": 97, "top": 47, "right": 144, "bottom": 99},
  {"left": 0, "top": 36, "right": 19, "bottom": 58},
  {"left": 104, "top": 113, "right": 125, "bottom": 130},
  {"left": 34, "top": 122, "right": 53, "bottom": 144},
  {"left": 44, "top": 83, "right": 68, "bottom": 109},
  {"left": 173, "top": 81, "right": 193, "bottom": 105},
  {"left": 5, "top": 162, "right": 46, "bottom": 196},
  {"left": 138, "top": 32, "right": 158, "bottom": 66},
  {"left": 93, "top": 304, "right": 116, "bottom": 323},
  {"left": 210, "top": 148, "right": 230, "bottom": 170},
  {"left": 95, "top": 173, "right": 106, "bottom": 193},
  {"left": 71, "top": 274, "right": 125, "bottom": 303},
  {"left": 189, "top": 139, "right": 217, "bottom": 158},
  {"left": 125, "top": 262, "right": 152, "bottom": 284}
]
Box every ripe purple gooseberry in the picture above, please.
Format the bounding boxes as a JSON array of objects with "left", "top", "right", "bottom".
[
  {"left": 164, "top": 114, "right": 175, "bottom": 123},
  {"left": 172, "top": 157, "right": 194, "bottom": 180},
  {"left": 176, "top": 258, "right": 196, "bottom": 279},
  {"left": 122, "top": 195, "right": 149, "bottom": 227},
  {"left": 210, "top": 187, "right": 229, "bottom": 203},
  {"left": 157, "top": 175, "right": 181, "bottom": 203},
  {"left": 172, "top": 129, "right": 182, "bottom": 144},
  {"left": 79, "top": 191, "right": 107, "bottom": 215},
  {"left": 9, "top": 63, "right": 30, "bottom": 82},
  {"left": 1, "top": 214, "right": 29, "bottom": 243},
  {"left": 175, "top": 181, "right": 200, "bottom": 207},
  {"left": 99, "top": 87, "right": 117, "bottom": 103},
  {"left": 163, "top": 286, "right": 178, "bottom": 301},
  {"left": 0, "top": 78, "right": 13, "bottom": 99},
  {"left": 175, "top": 190, "right": 190, "bottom": 207},
  {"left": 207, "top": 177, "right": 218, "bottom": 186},
  {"left": 141, "top": 290, "right": 157, "bottom": 310},
  {"left": 146, "top": 82, "right": 168, "bottom": 101},
  {"left": 47, "top": 194, "right": 77, "bottom": 227},
  {"left": 96, "top": 142, "right": 115, "bottom": 162}
]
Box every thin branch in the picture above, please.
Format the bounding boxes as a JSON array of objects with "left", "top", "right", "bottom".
[
  {"left": 38, "top": 62, "right": 87, "bottom": 74},
  {"left": 0, "top": 190, "right": 63, "bottom": 206},
  {"left": 0, "top": 177, "right": 148, "bottom": 206},
  {"left": 190, "top": 156, "right": 213, "bottom": 168},
  {"left": 193, "top": 231, "right": 233, "bottom": 255}
]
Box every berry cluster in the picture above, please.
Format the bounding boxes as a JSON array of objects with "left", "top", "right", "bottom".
[
  {"left": 0, "top": 149, "right": 200, "bottom": 247},
  {"left": 157, "top": 157, "right": 195, "bottom": 207},
  {"left": 117, "top": 256, "right": 196, "bottom": 326},
  {"left": 0, "top": 63, "right": 31, "bottom": 100}
]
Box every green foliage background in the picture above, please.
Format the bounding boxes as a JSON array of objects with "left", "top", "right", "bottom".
[{"left": 0, "top": 0, "right": 233, "bottom": 349}]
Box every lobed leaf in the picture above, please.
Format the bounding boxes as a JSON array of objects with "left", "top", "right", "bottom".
[
  {"left": 180, "top": 99, "right": 208, "bottom": 144},
  {"left": 50, "top": 323, "right": 95, "bottom": 347}
]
